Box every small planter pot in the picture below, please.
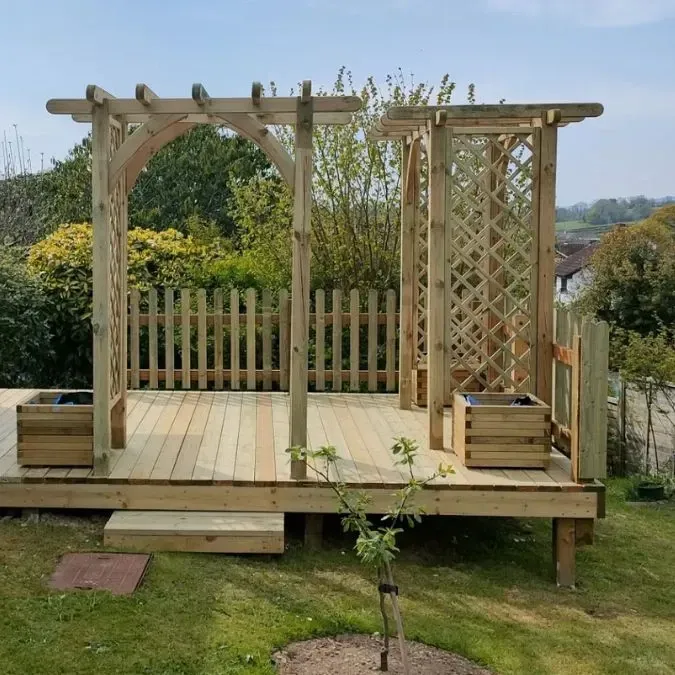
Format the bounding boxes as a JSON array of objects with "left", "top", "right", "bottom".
[{"left": 636, "top": 482, "right": 666, "bottom": 501}]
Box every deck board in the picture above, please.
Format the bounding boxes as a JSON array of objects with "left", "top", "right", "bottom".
[{"left": 0, "top": 390, "right": 598, "bottom": 520}]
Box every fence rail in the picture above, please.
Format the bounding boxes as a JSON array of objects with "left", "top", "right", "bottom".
[{"left": 127, "top": 287, "right": 399, "bottom": 393}]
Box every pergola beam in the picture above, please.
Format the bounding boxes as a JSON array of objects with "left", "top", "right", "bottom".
[
  {"left": 192, "top": 83, "right": 210, "bottom": 106},
  {"left": 86, "top": 85, "right": 115, "bottom": 105},
  {"left": 70, "top": 112, "right": 353, "bottom": 125},
  {"left": 47, "top": 96, "right": 361, "bottom": 116},
  {"left": 386, "top": 103, "right": 603, "bottom": 121},
  {"left": 135, "top": 83, "right": 158, "bottom": 106}
]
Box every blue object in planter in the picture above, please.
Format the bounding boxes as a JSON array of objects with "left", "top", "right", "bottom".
[{"left": 463, "top": 394, "right": 481, "bottom": 405}]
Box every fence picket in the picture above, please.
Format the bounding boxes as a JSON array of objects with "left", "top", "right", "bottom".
[
  {"left": 279, "top": 289, "right": 289, "bottom": 390},
  {"left": 181, "top": 289, "right": 191, "bottom": 389},
  {"left": 214, "top": 289, "right": 224, "bottom": 390},
  {"left": 332, "top": 289, "right": 343, "bottom": 392},
  {"left": 130, "top": 288, "right": 140, "bottom": 389},
  {"left": 246, "top": 288, "right": 256, "bottom": 390},
  {"left": 164, "top": 288, "right": 174, "bottom": 389},
  {"left": 368, "top": 289, "right": 378, "bottom": 392},
  {"left": 148, "top": 288, "right": 158, "bottom": 389},
  {"left": 198, "top": 289, "right": 207, "bottom": 389},
  {"left": 350, "top": 289, "right": 360, "bottom": 391},
  {"left": 230, "top": 289, "right": 240, "bottom": 390},
  {"left": 315, "top": 289, "right": 325, "bottom": 391},
  {"left": 262, "top": 289, "right": 272, "bottom": 390},
  {"left": 386, "top": 289, "right": 396, "bottom": 392}
]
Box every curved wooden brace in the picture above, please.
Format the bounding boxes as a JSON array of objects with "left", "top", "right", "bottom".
[
  {"left": 119, "top": 113, "right": 295, "bottom": 194},
  {"left": 109, "top": 114, "right": 188, "bottom": 191},
  {"left": 217, "top": 114, "right": 294, "bottom": 189},
  {"left": 405, "top": 137, "right": 420, "bottom": 204},
  {"left": 124, "top": 120, "right": 197, "bottom": 190}
]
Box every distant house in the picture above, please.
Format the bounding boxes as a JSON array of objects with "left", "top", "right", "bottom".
[{"left": 555, "top": 242, "right": 599, "bottom": 303}]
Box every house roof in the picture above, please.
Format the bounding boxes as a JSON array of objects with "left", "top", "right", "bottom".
[{"left": 555, "top": 242, "right": 599, "bottom": 278}]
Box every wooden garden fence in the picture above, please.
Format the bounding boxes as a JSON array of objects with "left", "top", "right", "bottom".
[
  {"left": 127, "top": 288, "right": 399, "bottom": 393},
  {"left": 551, "top": 308, "right": 610, "bottom": 480}
]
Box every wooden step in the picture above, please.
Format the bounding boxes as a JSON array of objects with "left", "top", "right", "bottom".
[{"left": 104, "top": 511, "right": 284, "bottom": 554}]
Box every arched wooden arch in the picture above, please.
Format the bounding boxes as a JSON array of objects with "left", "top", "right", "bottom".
[
  {"left": 110, "top": 113, "right": 295, "bottom": 193},
  {"left": 46, "top": 81, "right": 362, "bottom": 476}
]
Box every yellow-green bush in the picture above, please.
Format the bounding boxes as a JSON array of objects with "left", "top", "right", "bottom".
[{"left": 27, "top": 223, "right": 225, "bottom": 384}]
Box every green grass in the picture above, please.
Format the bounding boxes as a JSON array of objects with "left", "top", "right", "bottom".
[{"left": 1, "top": 480, "right": 674, "bottom": 675}]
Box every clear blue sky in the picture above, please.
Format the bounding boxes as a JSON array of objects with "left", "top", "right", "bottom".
[{"left": 1, "top": 0, "right": 674, "bottom": 205}]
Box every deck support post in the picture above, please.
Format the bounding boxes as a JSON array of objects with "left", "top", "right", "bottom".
[
  {"left": 553, "top": 517, "right": 576, "bottom": 588},
  {"left": 304, "top": 514, "right": 323, "bottom": 550},
  {"left": 289, "top": 82, "right": 314, "bottom": 480},
  {"left": 427, "top": 118, "right": 447, "bottom": 449},
  {"left": 91, "top": 100, "right": 112, "bottom": 475},
  {"left": 399, "top": 138, "right": 418, "bottom": 410},
  {"left": 534, "top": 120, "right": 558, "bottom": 405}
]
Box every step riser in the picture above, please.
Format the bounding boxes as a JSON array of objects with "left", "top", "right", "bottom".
[
  {"left": 104, "top": 510, "right": 284, "bottom": 555},
  {"left": 104, "top": 533, "right": 284, "bottom": 554}
]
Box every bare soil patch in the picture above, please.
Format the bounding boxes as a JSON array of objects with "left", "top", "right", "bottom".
[{"left": 273, "top": 634, "right": 494, "bottom": 674}]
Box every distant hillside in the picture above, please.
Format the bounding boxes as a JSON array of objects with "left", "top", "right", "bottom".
[{"left": 556, "top": 196, "right": 674, "bottom": 226}]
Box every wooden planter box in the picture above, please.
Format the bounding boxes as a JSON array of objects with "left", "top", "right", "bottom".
[
  {"left": 452, "top": 392, "right": 551, "bottom": 469},
  {"left": 17, "top": 392, "right": 94, "bottom": 467}
]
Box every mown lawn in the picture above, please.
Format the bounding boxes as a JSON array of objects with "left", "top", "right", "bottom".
[{"left": 1, "top": 480, "right": 673, "bottom": 675}]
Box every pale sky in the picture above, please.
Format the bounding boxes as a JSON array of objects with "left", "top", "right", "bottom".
[{"left": 1, "top": 0, "right": 673, "bottom": 205}]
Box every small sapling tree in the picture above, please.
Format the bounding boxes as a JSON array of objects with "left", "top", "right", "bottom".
[{"left": 288, "top": 438, "right": 453, "bottom": 674}]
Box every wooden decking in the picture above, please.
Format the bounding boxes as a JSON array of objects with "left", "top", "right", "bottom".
[{"left": 0, "top": 390, "right": 602, "bottom": 518}]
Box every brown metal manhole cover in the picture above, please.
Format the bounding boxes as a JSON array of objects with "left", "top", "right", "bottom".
[{"left": 49, "top": 553, "right": 151, "bottom": 595}]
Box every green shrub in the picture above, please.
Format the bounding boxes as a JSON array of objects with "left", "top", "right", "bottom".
[
  {"left": 27, "top": 223, "right": 225, "bottom": 385},
  {"left": 0, "top": 247, "right": 52, "bottom": 387}
]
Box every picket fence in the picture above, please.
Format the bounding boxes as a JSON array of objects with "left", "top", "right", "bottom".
[{"left": 128, "top": 288, "right": 399, "bottom": 392}]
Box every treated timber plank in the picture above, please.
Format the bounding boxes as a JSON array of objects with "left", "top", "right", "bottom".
[
  {"left": 165, "top": 289, "right": 175, "bottom": 389},
  {"left": 330, "top": 395, "right": 382, "bottom": 484},
  {"left": 315, "top": 290, "right": 325, "bottom": 391},
  {"left": 181, "top": 289, "right": 191, "bottom": 389},
  {"left": 212, "top": 393, "right": 242, "bottom": 482},
  {"left": 150, "top": 392, "right": 199, "bottom": 480},
  {"left": 197, "top": 289, "right": 207, "bottom": 390},
  {"left": 0, "top": 483, "right": 599, "bottom": 518},
  {"left": 386, "top": 290, "right": 396, "bottom": 392},
  {"left": 246, "top": 289, "right": 256, "bottom": 391},
  {"left": 214, "top": 289, "right": 224, "bottom": 390},
  {"left": 278, "top": 290, "right": 290, "bottom": 390},
  {"left": 230, "top": 290, "right": 240, "bottom": 390},
  {"left": 350, "top": 289, "right": 360, "bottom": 391},
  {"left": 254, "top": 394, "right": 276, "bottom": 483},
  {"left": 427, "top": 123, "right": 446, "bottom": 449},
  {"left": 271, "top": 394, "right": 290, "bottom": 482},
  {"left": 192, "top": 393, "right": 228, "bottom": 481},
  {"left": 130, "top": 288, "right": 141, "bottom": 389},
  {"left": 262, "top": 289, "right": 272, "bottom": 391},
  {"left": 148, "top": 288, "right": 158, "bottom": 388},
  {"left": 332, "top": 289, "right": 343, "bottom": 392},
  {"left": 171, "top": 392, "right": 213, "bottom": 481},
  {"left": 313, "top": 395, "right": 360, "bottom": 484},
  {"left": 233, "top": 393, "right": 256, "bottom": 483},
  {"left": 129, "top": 392, "right": 184, "bottom": 481},
  {"left": 368, "top": 290, "right": 378, "bottom": 392}
]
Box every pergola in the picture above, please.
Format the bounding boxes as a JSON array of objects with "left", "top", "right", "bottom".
[
  {"left": 46, "top": 81, "right": 362, "bottom": 476},
  {"left": 370, "top": 103, "right": 603, "bottom": 449}
]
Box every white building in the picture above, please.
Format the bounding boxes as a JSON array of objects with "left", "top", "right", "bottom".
[{"left": 555, "top": 242, "right": 599, "bottom": 303}]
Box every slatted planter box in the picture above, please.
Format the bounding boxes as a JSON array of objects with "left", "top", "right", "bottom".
[
  {"left": 452, "top": 392, "right": 551, "bottom": 468},
  {"left": 16, "top": 392, "right": 94, "bottom": 467},
  {"left": 412, "top": 366, "right": 428, "bottom": 406}
]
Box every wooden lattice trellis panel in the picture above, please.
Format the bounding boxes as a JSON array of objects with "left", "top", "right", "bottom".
[
  {"left": 445, "top": 128, "right": 536, "bottom": 394},
  {"left": 415, "top": 146, "right": 429, "bottom": 364},
  {"left": 108, "top": 121, "right": 125, "bottom": 400}
]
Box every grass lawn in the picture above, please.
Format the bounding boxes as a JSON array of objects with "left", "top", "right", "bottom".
[{"left": 1, "top": 480, "right": 674, "bottom": 675}]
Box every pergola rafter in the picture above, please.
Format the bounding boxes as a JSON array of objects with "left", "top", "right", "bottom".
[
  {"left": 374, "top": 102, "right": 603, "bottom": 449},
  {"left": 47, "top": 81, "right": 362, "bottom": 476}
]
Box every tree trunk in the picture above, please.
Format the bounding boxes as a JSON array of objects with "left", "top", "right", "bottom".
[{"left": 384, "top": 562, "right": 411, "bottom": 675}]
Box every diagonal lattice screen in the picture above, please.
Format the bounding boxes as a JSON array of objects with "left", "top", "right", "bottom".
[{"left": 446, "top": 129, "right": 536, "bottom": 393}]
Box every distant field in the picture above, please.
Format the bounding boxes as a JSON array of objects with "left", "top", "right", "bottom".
[{"left": 556, "top": 220, "right": 619, "bottom": 237}]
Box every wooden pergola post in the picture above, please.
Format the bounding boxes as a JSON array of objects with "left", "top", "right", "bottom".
[
  {"left": 399, "top": 138, "right": 418, "bottom": 410},
  {"left": 535, "top": 117, "right": 558, "bottom": 405},
  {"left": 289, "top": 81, "right": 314, "bottom": 479},
  {"left": 427, "top": 114, "right": 447, "bottom": 449},
  {"left": 91, "top": 100, "right": 112, "bottom": 475}
]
